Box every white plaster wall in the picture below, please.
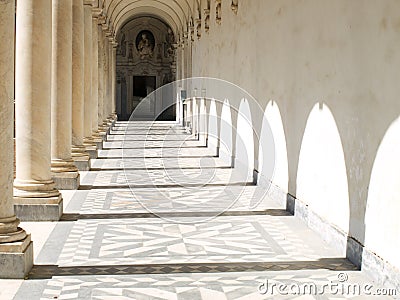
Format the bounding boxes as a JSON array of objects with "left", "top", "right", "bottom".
[{"left": 190, "top": 0, "right": 400, "bottom": 269}]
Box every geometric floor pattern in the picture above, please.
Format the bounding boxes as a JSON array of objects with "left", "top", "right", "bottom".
[{"left": 6, "top": 121, "right": 396, "bottom": 299}]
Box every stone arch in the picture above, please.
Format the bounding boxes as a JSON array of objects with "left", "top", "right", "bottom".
[{"left": 297, "top": 103, "right": 349, "bottom": 251}]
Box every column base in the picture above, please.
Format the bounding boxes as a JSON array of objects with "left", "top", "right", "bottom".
[
  {"left": 14, "top": 195, "right": 63, "bottom": 221},
  {"left": 92, "top": 132, "right": 104, "bottom": 150},
  {"left": 72, "top": 145, "right": 91, "bottom": 171},
  {"left": 51, "top": 159, "right": 80, "bottom": 189},
  {"left": 83, "top": 138, "right": 98, "bottom": 159},
  {"left": 0, "top": 234, "right": 33, "bottom": 279},
  {"left": 13, "top": 180, "right": 63, "bottom": 221},
  {"left": 52, "top": 171, "right": 80, "bottom": 190}
]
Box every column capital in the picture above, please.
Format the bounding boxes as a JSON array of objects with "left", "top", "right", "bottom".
[{"left": 92, "top": 7, "right": 102, "bottom": 18}]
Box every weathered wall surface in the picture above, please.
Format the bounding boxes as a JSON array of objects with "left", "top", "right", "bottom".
[{"left": 189, "top": 0, "right": 400, "bottom": 280}]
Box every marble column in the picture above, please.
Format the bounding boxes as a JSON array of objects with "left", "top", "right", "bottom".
[
  {"left": 71, "top": 0, "right": 90, "bottom": 171},
  {"left": 91, "top": 9, "right": 103, "bottom": 148},
  {"left": 103, "top": 28, "right": 111, "bottom": 127},
  {"left": 127, "top": 75, "right": 133, "bottom": 119},
  {"left": 106, "top": 38, "right": 113, "bottom": 124},
  {"left": 111, "top": 41, "right": 118, "bottom": 121},
  {"left": 97, "top": 25, "right": 106, "bottom": 135},
  {"left": 102, "top": 31, "right": 111, "bottom": 128},
  {"left": 51, "top": 0, "right": 80, "bottom": 189},
  {"left": 14, "top": 0, "right": 63, "bottom": 221},
  {"left": 82, "top": 1, "right": 97, "bottom": 159},
  {"left": 0, "top": 0, "right": 33, "bottom": 278}
]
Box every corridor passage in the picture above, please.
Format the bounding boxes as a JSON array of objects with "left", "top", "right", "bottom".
[{"left": 5, "top": 122, "right": 393, "bottom": 299}]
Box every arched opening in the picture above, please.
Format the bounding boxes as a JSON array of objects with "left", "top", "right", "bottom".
[{"left": 115, "top": 16, "right": 177, "bottom": 121}]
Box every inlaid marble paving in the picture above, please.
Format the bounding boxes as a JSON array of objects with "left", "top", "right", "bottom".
[
  {"left": 66, "top": 186, "right": 281, "bottom": 214},
  {"left": 18, "top": 269, "right": 394, "bottom": 300},
  {"left": 55, "top": 216, "right": 332, "bottom": 267},
  {"left": 79, "top": 168, "right": 251, "bottom": 188},
  {"left": 90, "top": 157, "right": 229, "bottom": 170},
  {"left": 107, "top": 134, "right": 190, "bottom": 141},
  {"left": 9, "top": 121, "right": 396, "bottom": 300},
  {"left": 103, "top": 139, "right": 206, "bottom": 149},
  {"left": 98, "top": 147, "right": 216, "bottom": 158}
]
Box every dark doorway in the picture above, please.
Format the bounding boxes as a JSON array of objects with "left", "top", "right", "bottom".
[{"left": 131, "top": 76, "right": 156, "bottom": 118}]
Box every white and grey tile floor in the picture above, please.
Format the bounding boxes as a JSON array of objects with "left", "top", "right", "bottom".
[{"left": 2, "top": 121, "right": 397, "bottom": 299}]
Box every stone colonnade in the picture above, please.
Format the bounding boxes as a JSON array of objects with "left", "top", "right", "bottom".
[{"left": 0, "top": 0, "right": 117, "bottom": 278}]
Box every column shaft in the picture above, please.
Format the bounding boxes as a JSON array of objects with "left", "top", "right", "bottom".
[
  {"left": 83, "top": 3, "right": 93, "bottom": 140},
  {"left": 91, "top": 12, "right": 99, "bottom": 136},
  {"left": 83, "top": 2, "right": 97, "bottom": 158},
  {"left": 14, "top": 0, "right": 63, "bottom": 221},
  {"left": 97, "top": 26, "right": 105, "bottom": 131},
  {"left": 0, "top": 0, "right": 33, "bottom": 277},
  {"left": 51, "top": 0, "right": 80, "bottom": 189},
  {"left": 112, "top": 45, "right": 117, "bottom": 119},
  {"left": 71, "top": 0, "right": 90, "bottom": 170},
  {"left": 103, "top": 34, "right": 110, "bottom": 125}
]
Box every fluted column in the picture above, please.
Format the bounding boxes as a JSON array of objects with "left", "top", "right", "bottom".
[
  {"left": 71, "top": 0, "right": 90, "bottom": 171},
  {"left": 0, "top": 0, "right": 33, "bottom": 278},
  {"left": 51, "top": 0, "right": 80, "bottom": 189},
  {"left": 14, "top": 0, "right": 63, "bottom": 221},
  {"left": 83, "top": 1, "right": 97, "bottom": 158}
]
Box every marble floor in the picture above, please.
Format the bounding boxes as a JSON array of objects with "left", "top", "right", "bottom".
[{"left": 2, "top": 121, "right": 397, "bottom": 299}]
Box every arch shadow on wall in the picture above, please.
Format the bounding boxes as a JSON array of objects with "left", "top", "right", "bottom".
[
  {"left": 296, "top": 103, "right": 350, "bottom": 254},
  {"left": 365, "top": 115, "right": 400, "bottom": 273},
  {"left": 219, "top": 99, "right": 233, "bottom": 166},
  {"left": 258, "top": 101, "right": 288, "bottom": 203},
  {"left": 207, "top": 98, "right": 219, "bottom": 156},
  {"left": 235, "top": 99, "right": 255, "bottom": 179}
]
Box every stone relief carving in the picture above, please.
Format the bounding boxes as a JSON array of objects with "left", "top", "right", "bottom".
[
  {"left": 165, "top": 28, "right": 175, "bottom": 57},
  {"left": 196, "top": 19, "right": 201, "bottom": 39},
  {"left": 136, "top": 30, "right": 155, "bottom": 60},
  {"left": 231, "top": 0, "right": 238, "bottom": 14},
  {"left": 189, "top": 19, "right": 195, "bottom": 42},
  {"left": 216, "top": 0, "right": 222, "bottom": 25},
  {"left": 120, "top": 33, "right": 126, "bottom": 57},
  {"left": 204, "top": 9, "right": 210, "bottom": 33}
]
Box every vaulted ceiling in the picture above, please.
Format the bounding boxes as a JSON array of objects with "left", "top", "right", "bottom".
[{"left": 94, "top": 0, "right": 202, "bottom": 37}]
